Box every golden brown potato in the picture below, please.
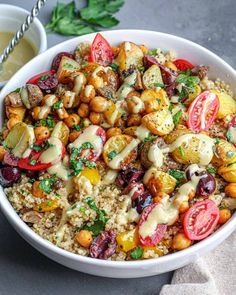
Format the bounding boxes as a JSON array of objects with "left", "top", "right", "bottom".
[
  {"left": 57, "top": 56, "right": 81, "bottom": 83},
  {"left": 142, "top": 109, "right": 174, "bottom": 135},
  {"left": 212, "top": 139, "right": 236, "bottom": 167},
  {"left": 218, "top": 162, "right": 236, "bottom": 182},
  {"left": 6, "top": 106, "right": 26, "bottom": 121},
  {"left": 211, "top": 90, "right": 236, "bottom": 119},
  {"left": 116, "top": 41, "right": 144, "bottom": 72},
  {"left": 51, "top": 121, "right": 70, "bottom": 145},
  {"left": 142, "top": 65, "right": 163, "bottom": 89},
  {"left": 141, "top": 89, "right": 170, "bottom": 112}
]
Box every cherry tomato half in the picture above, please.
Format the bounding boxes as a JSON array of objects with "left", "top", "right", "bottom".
[
  {"left": 138, "top": 203, "right": 167, "bottom": 246},
  {"left": 89, "top": 33, "right": 113, "bottom": 66},
  {"left": 173, "top": 59, "right": 194, "bottom": 71},
  {"left": 27, "top": 70, "right": 55, "bottom": 85},
  {"left": 187, "top": 91, "right": 220, "bottom": 132},
  {"left": 184, "top": 199, "right": 220, "bottom": 241}
]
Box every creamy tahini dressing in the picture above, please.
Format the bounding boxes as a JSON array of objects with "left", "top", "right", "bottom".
[
  {"left": 228, "top": 126, "right": 236, "bottom": 144},
  {"left": 84, "top": 84, "right": 94, "bottom": 97},
  {"left": 134, "top": 125, "right": 150, "bottom": 141},
  {"left": 108, "top": 138, "right": 140, "bottom": 170},
  {"left": 162, "top": 133, "right": 214, "bottom": 166},
  {"left": 38, "top": 137, "right": 62, "bottom": 164},
  {"left": 47, "top": 162, "right": 69, "bottom": 181},
  {"left": 102, "top": 170, "right": 118, "bottom": 185},
  {"left": 130, "top": 96, "right": 144, "bottom": 114},
  {"left": 39, "top": 95, "right": 57, "bottom": 119},
  {"left": 64, "top": 91, "right": 76, "bottom": 108},
  {"left": 73, "top": 74, "right": 85, "bottom": 95},
  {"left": 148, "top": 144, "right": 164, "bottom": 168},
  {"left": 116, "top": 72, "right": 137, "bottom": 100},
  {"left": 68, "top": 125, "right": 102, "bottom": 154}
]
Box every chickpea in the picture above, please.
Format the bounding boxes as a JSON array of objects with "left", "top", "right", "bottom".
[
  {"left": 32, "top": 181, "right": 47, "bottom": 199},
  {"left": 69, "top": 130, "right": 81, "bottom": 142},
  {"left": 56, "top": 108, "right": 69, "bottom": 120},
  {"left": 164, "top": 61, "right": 178, "bottom": 71},
  {"left": 89, "top": 76, "right": 104, "bottom": 89},
  {"left": 89, "top": 112, "right": 103, "bottom": 125},
  {"left": 78, "top": 103, "right": 89, "bottom": 118},
  {"left": 7, "top": 117, "right": 21, "bottom": 130},
  {"left": 106, "top": 127, "right": 122, "bottom": 139},
  {"left": 126, "top": 91, "right": 141, "bottom": 99},
  {"left": 81, "top": 118, "right": 92, "bottom": 128},
  {"left": 225, "top": 183, "right": 236, "bottom": 198},
  {"left": 80, "top": 85, "right": 96, "bottom": 103},
  {"left": 127, "top": 114, "right": 142, "bottom": 127},
  {"left": 153, "top": 192, "right": 169, "bottom": 203},
  {"left": 114, "top": 117, "right": 126, "bottom": 129},
  {"left": 90, "top": 96, "right": 108, "bottom": 113},
  {"left": 64, "top": 114, "right": 80, "bottom": 128},
  {"left": 126, "top": 96, "right": 145, "bottom": 114},
  {"left": 32, "top": 106, "right": 49, "bottom": 120},
  {"left": 75, "top": 230, "right": 93, "bottom": 248},
  {"left": 218, "top": 209, "right": 231, "bottom": 224},
  {"left": 172, "top": 233, "right": 192, "bottom": 250},
  {"left": 34, "top": 126, "right": 50, "bottom": 141},
  {"left": 0, "top": 146, "right": 7, "bottom": 161},
  {"left": 139, "top": 44, "right": 149, "bottom": 55},
  {"left": 179, "top": 201, "right": 189, "bottom": 214}
]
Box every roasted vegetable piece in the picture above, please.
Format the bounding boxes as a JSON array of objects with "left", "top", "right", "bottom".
[
  {"left": 89, "top": 33, "right": 113, "bottom": 66},
  {"left": 103, "top": 134, "right": 139, "bottom": 170},
  {"left": 34, "top": 199, "right": 58, "bottom": 212},
  {"left": 143, "top": 167, "right": 176, "bottom": 196},
  {"left": 116, "top": 41, "right": 144, "bottom": 72},
  {"left": 142, "top": 109, "right": 174, "bottom": 135},
  {"left": 116, "top": 227, "right": 139, "bottom": 252},
  {"left": 140, "top": 89, "right": 170, "bottom": 113},
  {"left": 141, "top": 137, "right": 166, "bottom": 169},
  {"left": 218, "top": 162, "right": 236, "bottom": 182},
  {"left": 51, "top": 52, "right": 74, "bottom": 71},
  {"left": 212, "top": 139, "right": 236, "bottom": 167},
  {"left": 20, "top": 84, "right": 43, "bottom": 109},
  {"left": 142, "top": 65, "right": 163, "bottom": 89},
  {"left": 211, "top": 90, "right": 236, "bottom": 119},
  {"left": 57, "top": 56, "right": 80, "bottom": 83},
  {"left": 77, "top": 167, "right": 101, "bottom": 185},
  {"left": 51, "top": 121, "right": 70, "bottom": 146}
]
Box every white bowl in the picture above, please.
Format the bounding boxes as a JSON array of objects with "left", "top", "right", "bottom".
[
  {"left": 0, "top": 30, "right": 236, "bottom": 278},
  {"left": 0, "top": 4, "right": 47, "bottom": 88}
]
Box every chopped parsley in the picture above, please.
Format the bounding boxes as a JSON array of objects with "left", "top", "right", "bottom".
[
  {"left": 107, "top": 150, "right": 118, "bottom": 160},
  {"left": 32, "top": 140, "right": 50, "bottom": 152},
  {"left": 109, "top": 63, "right": 118, "bottom": 72},
  {"left": 13, "top": 87, "right": 21, "bottom": 93},
  {"left": 141, "top": 134, "right": 156, "bottom": 149},
  {"left": 173, "top": 110, "right": 183, "bottom": 126},
  {"left": 72, "top": 124, "right": 81, "bottom": 131},
  {"left": 176, "top": 69, "right": 200, "bottom": 102},
  {"left": 226, "top": 129, "right": 231, "bottom": 142},
  {"left": 63, "top": 63, "right": 76, "bottom": 69},
  {"left": 154, "top": 83, "right": 165, "bottom": 89},
  {"left": 83, "top": 220, "right": 106, "bottom": 236},
  {"left": 179, "top": 146, "right": 185, "bottom": 157},
  {"left": 39, "top": 178, "right": 57, "bottom": 194},
  {"left": 28, "top": 159, "right": 36, "bottom": 166},
  {"left": 53, "top": 100, "right": 63, "bottom": 110},
  {"left": 40, "top": 75, "right": 49, "bottom": 81},
  {"left": 130, "top": 246, "right": 144, "bottom": 259},
  {"left": 168, "top": 169, "right": 185, "bottom": 186},
  {"left": 207, "top": 167, "right": 217, "bottom": 174},
  {"left": 168, "top": 103, "right": 173, "bottom": 113},
  {"left": 35, "top": 116, "right": 54, "bottom": 128}
]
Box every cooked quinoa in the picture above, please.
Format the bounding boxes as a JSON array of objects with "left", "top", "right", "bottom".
[{"left": 1, "top": 34, "right": 236, "bottom": 261}]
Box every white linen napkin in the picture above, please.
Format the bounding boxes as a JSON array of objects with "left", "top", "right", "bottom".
[{"left": 160, "top": 231, "right": 236, "bottom": 295}]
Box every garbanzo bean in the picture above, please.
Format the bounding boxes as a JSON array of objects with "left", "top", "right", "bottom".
[
  {"left": 34, "top": 126, "right": 50, "bottom": 141},
  {"left": 172, "top": 233, "right": 191, "bottom": 250},
  {"left": 64, "top": 114, "right": 80, "bottom": 128},
  {"left": 90, "top": 96, "right": 108, "bottom": 113},
  {"left": 114, "top": 117, "right": 126, "bottom": 129},
  {"left": 32, "top": 181, "right": 47, "bottom": 199},
  {"left": 75, "top": 230, "right": 93, "bottom": 248},
  {"left": 32, "top": 106, "right": 49, "bottom": 120},
  {"left": 225, "top": 183, "right": 236, "bottom": 198},
  {"left": 80, "top": 85, "right": 96, "bottom": 103},
  {"left": 89, "top": 112, "right": 103, "bottom": 125},
  {"left": 106, "top": 127, "right": 122, "bottom": 139},
  {"left": 7, "top": 117, "right": 21, "bottom": 130},
  {"left": 78, "top": 103, "right": 89, "bottom": 118},
  {"left": 127, "top": 114, "right": 142, "bottom": 127},
  {"left": 69, "top": 130, "right": 81, "bottom": 142},
  {"left": 218, "top": 209, "right": 231, "bottom": 224}
]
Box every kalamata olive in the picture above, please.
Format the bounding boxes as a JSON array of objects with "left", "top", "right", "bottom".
[
  {"left": 51, "top": 52, "right": 74, "bottom": 71},
  {"left": 117, "top": 166, "right": 144, "bottom": 187},
  {"left": 90, "top": 229, "right": 117, "bottom": 259},
  {"left": 0, "top": 166, "right": 21, "bottom": 187},
  {"left": 3, "top": 152, "right": 19, "bottom": 166},
  {"left": 132, "top": 192, "right": 153, "bottom": 214},
  {"left": 196, "top": 173, "right": 216, "bottom": 197},
  {"left": 37, "top": 75, "right": 58, "bottom": 92}
]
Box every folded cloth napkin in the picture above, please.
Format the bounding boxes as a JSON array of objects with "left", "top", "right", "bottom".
[{"left": 160, "top": 231, "right": 236, "bottom": 295}]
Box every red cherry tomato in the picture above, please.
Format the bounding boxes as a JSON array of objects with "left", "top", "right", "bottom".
[
  {"left": 187, "top": 91, "right": 220, "bottom": 132},
  {"left": 27, "top": 70, "right": 55, "bottom": 84},
  {"left": 173, "top": 59, "right": 194, "bottom": 71},
  {"left": 89, "top": 33, "right": 113, "bottom": 66},
  {"left": 184, "top": 199, "right": 220, "bottom": 241},
  {"left": 138, "top": 203, "right": 167, "bottom": 246}
]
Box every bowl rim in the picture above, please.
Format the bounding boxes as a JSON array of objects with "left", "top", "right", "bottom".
[
  {"left": 1, "top": 29, "right": 236, "bottom": 268},
  {"left": 0, "top": 4, "right": 47, "bottom": 87}
]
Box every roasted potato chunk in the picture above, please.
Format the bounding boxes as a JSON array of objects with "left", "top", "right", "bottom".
[
  {"left": 103, "top": 134, "right": 139, "bottom": 170},
  {"left": 218, "top": 162, "right": 236, "bottom": 182},
  {"left": 211, "top": 90, "right": 236, "bottom": 119},
  {"left": 51, "top": 121, "right": 70, "bottom": 146},
  {"left": 142, "top": 65, "right": 163, "bottom": 89},
  {"left": 21, "top": 84, "right": 43, "bottom": 109},
  {"left": 212, "top": 139, "right": 236, "bottom": 167},
  {"left": 57, "top": 56, "right": 81, "bottom": 83},
  {"left": 6, "top": 106, "right": 26, "bottom": 121},
  {"left": 104, "top": 101, "right": 121, "bottom": 126},
  {"left": 141, "top": 89, "right": 170, "bottom": 113},
  {"left": 5, "top": 91, "right": 23, "bottom": 107},
  {"left": 142, "top": 109, "right": 174, "bottom": 135},
  {"left": 116, "top": 41, "right": 144, "bottom": 72},
  {"left": 143, "top": 167, "right": 176, "bottom": 196}
]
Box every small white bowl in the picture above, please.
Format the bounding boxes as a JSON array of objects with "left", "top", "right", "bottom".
[
  {"left": 0, "top": 4, "right": 47, "bottom": 88},
  {"left": 0, "top": 30, "right": 236, "bottom": 278}
]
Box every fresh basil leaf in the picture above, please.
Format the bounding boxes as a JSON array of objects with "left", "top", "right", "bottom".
[
  {"left": 130, "top": 246, "right": 144, "bottom": 259},
  {"left": 39, "top": 178, "right": 56, "bottom": 194}
]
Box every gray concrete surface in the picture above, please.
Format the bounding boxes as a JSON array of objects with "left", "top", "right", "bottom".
[{"left": 0, "top": 0, "right": 235, "bottom": 294}]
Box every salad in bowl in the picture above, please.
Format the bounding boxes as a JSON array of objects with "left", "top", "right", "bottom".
[{"left": 1, "top": 32, "right": 236, "bottom": 263}]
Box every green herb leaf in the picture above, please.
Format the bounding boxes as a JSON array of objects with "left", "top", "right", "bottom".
[
  {"left": 226, "top": 129, "right": 232, "bottom": 142},
  {"left": 130, "top": 246, "right": 144, "bottom": 259},
  {"left": 207, "top": 167, "right": 217, "bottom": 174},
  {"left": 168, "top": 169, "right": 185, "bottom": 184},
  {"left": 85, "top": 196, "right": 109, "bottom": 224},
  {"left": 173, "top": 110, "right": 183, "bottom": 126},
  {"left": 53, "top": 100, "right": 63, "bottom": 110},
  {"left": 40, "top": 75, "right": 49, "bottom": 81},
  {"left": 109, "top": 63, "right": 119, "bottom": 72},
  {"left": 72, "top": 124, "right": 81, "bottom": 131},
  {"left": 39, "top": 178, "right": 56, "bottom": 194},
  {"left": 179, "top": 146, "right": 184, "bottom": 157},
  {"left": 35, "top": 116, "right": 54, "bottom": 128},
  {"left": 83, "top": 220, "right": 105, "bottom": 236},
  {"left": 28, "top": 159, "right": 36, "bottom": 166},
  {"left": 108, "top": 150, "right": 118, "bottom": 160}
]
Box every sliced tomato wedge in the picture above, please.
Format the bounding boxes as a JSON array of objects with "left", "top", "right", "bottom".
[
  {"left": 184, "top": 199, "right": 220, "bottom": 241},
  {"left": 138, "top": 203, "right": 167, "bottom": 246},
  {"left": 187, "top": 91, "right": 220, "bottom": 132},
  {"left": 89, "top": 33, "right": 113, "bottom": 66},
  {"left": 27, "top": 70, "right": 55, "bottom": 85},
  {"left": 173, "top": 59, "right": 194, "bottom": 71}
]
